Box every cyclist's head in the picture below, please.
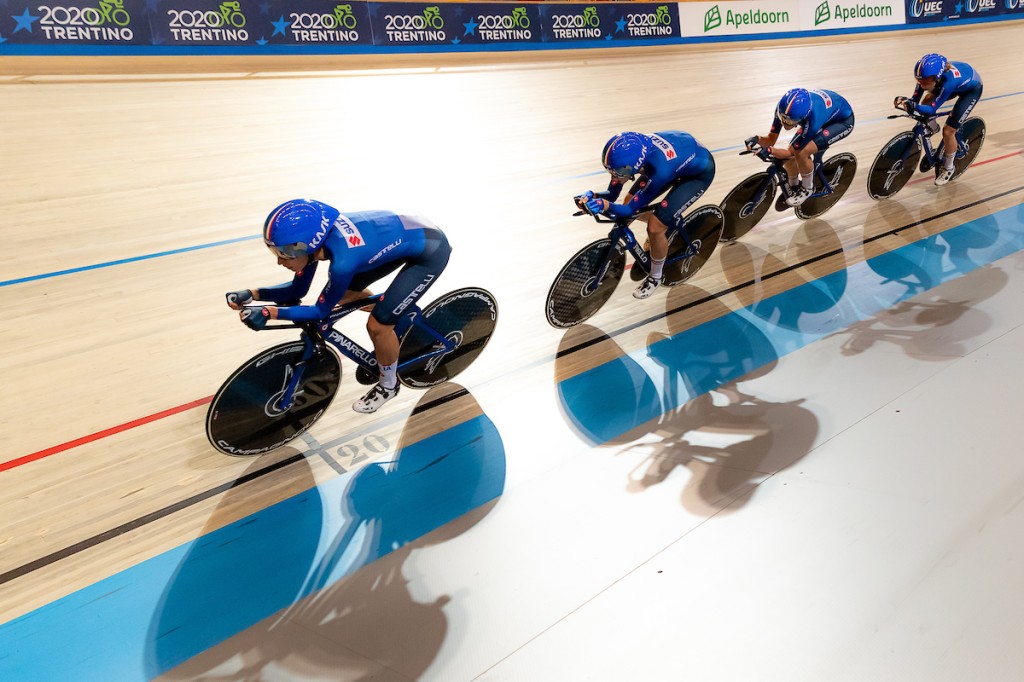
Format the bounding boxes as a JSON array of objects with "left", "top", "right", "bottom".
[
  {"left": 263, "top": 199, "right": 339, "bottom": 261},
  {"left": 602, "top": 132, "right": 652, "bottom": 179},
  {"left": 914, "top": 53, "right": 947, "bottom": 86},
  {"left": 776, "top": 88, "right": 812, "bottom": 129}
]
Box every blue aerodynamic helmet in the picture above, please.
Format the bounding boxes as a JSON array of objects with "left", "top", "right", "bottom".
[
  {"left": 914, "top": 53, "right": 947, "bottom": 81},
  {"left": 263, "top": 199, "right": 340, "bottom": 259},
  {"left": 602, "top": 132, "right": 652, "bottom": 178},
  {"left": 776, "top": 88, "right": 812, "bottom": 127}
]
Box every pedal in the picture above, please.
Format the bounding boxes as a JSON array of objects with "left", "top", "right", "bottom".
[{"left": 919, "top": 157, "right": 933, "bottom": 173}]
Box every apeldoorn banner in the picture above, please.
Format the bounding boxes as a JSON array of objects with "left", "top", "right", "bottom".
[
  {"left": 799, "top": 0, "right": 905, "bottom": 30},
  {"left": 679, "top": 0, "right": 801, "bottom": 38}
]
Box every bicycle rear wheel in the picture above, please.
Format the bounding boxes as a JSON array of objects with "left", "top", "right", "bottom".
[
  {"left": 206, "top": 342, "right": 341, "bottom": 456},
  {"left": 545, "top": 239, "right": 625, "bottom": 328},
  {"left": 663, "top": 205, "right": 724, "bottom": 286},
  {"left": 797, "top": 153, "right": 857, "bottom": 219},
  {"left": 951, "top": 117, "right": 986, "bottom": 181},
  {"left": 398, "top": 288, "right": 498, "bottom": 388},
  {"left": 720, "top": 172, "right": 776, "bottom": 242},
  {"left": 867, "top": 132, "right": 919, "bottom": 200}
]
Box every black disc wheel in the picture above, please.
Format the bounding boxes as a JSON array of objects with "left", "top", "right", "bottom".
[
  {"left": 951, "top": 117, "right": 986, "bottom": 181},
  {"left": 867, "top": 132, "right": 920, "bottom": 200},
  {"left": 206, "top": 342, "right": 341, "bottom": 456},
  {"left": 797, "top": 153, "right": 857, "bottom": 219},
  {"left": 545, "top": 239, "right": 625, "bottom": 328},
  {"left": 662, "top": 205, "right": 724, "bottom": 286},
  {"left": 720, "top": 172, "right": 777, "bottom": 242},
  {"left": 398, "top": 288, "right": 498, "bottom": 388}
]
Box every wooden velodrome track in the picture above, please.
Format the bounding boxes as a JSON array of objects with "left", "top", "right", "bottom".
[{"left": 3, "top": 20, "right": 1024, "bottom": 680}]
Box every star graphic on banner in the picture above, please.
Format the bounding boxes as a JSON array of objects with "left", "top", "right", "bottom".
[
  {"left": 13, "top": 7, "right": 39, "bottom": 33},
  {"left": 451, "top": 37, "right": 461, "bottom": 44},
  {"left": 258, "top": 2, "right": 271, "bottom": 14},
  {"left": 151, "top": 32, "right": 164, "bottom": 45},
  {"left": 615, "top": 17, "right": 627, "bottom": 33},
  {"left": 605, "top": 34, "right": 613, "bottom": 40},
  {"left": 272, "top": 15, "right": 289, "bottom": 36},
  {"left": 955, "top": 2, "right": 963, "bottom": 11},
  {"left": 463, "top": 18, "right": 478, "bottom": 35},
  {"left": 0, "top": 33, "right": 6, "bottom": 44},
  {"left": 257, "top": 36, "right": 268, "bottom": 45}
]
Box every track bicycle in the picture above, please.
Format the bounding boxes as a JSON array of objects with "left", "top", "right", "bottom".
[
  {"left": 866, "top": 112, "right": 986, "bottom": 200},
  {"left": 206, "top": 288, "right": 498, "bottom": 456},
  {"left": 544, "top": 202, "right": 724, "bottom": 329},
  {"left": 719, "top": 146, "right": 858, "bottom": 242}
]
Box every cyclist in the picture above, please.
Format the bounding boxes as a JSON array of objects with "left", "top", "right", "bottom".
[
  {"left": 226, "top": 200, "right": 451, "bottom": 414},
  {"left": 578, "top": 130, "right": 716, "bottom": 299},
  {"left": 745, "top": 88, "right": 855, "bottom": 206},
  {"left": 894, "top": 53, "right": 983, "bottom": 186}
]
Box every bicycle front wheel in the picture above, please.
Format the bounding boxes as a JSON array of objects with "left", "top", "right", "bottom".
[
  {"left": 206, "top": 342, "right": 341, "bottom": 456},
  {"left": 951, "top": 117, "right": 986, "bottom": 181},
  {"left": 720, "top": 172, "right": 776, "bottom": 242},
  {"left": 663, "top": 205, "right": 724, "bottom": 286},
  {"left": 867, "top": 132, "right": 919, "bottom": 200},
  {"left": 545, "top": 239, "right": 625, "bottom": 328},
  {"left": 797, "top": 153, "right": 857, "bottom": 219},
  {"left": 398, "top": 288, "right": 498, "bottom": 388}
]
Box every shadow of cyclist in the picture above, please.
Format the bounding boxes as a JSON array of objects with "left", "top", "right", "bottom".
[
  {"left": 720, "top": 219, "right": 847, "bottom": 332},
  {"left": 151, "top": 385, "right": 505, "bottom": 681},
  {"left": 836, "top": 191, "right": 1004, "bottom": 358},
  {"left": 554, "top": 288, "right": 818, "bottom": 516}
]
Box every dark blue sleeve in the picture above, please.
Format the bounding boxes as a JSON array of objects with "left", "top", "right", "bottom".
[
  {"left": 257, "top": 262, "right": 317, "bottom": 304},
  {"left": 275, "top": 258, "right": 354, "bottom": 323},
  {"left": 914, "top": 77, "right": 951, "bottom": 116},
  {"left": 770, "top": 116, "right": 783, "bottom": 136},
  {"left": 597, "top": 177, "right": 626, "bottom": 202}
]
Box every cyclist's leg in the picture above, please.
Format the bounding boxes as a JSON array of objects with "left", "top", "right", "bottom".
[
  {"left": 943, "top": 84, "right": 982, "bottom": 157},
  {"left": 641, "top": 162, "right": 714, "bottom": 296},
  {"left": 354, "top": 229, "right": 451, "bottom": 412},
  {"left": 370, "top": 227, "right": 452, "bottom": 363}
]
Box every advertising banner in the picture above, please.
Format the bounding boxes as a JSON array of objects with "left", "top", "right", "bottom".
[
  {"left": 260, "top": 1, "right": 373, "bottom": 47},
  {"left": 905, "top": 0, "right": 1010, "bottom": 23},
  {"left": 1, "top": 0, "right": 151, "bottom": 45},
  {"left": 538, "top": 4, "right": 679, "bottom": 43},
  {"left": 679, "top": 1, "right": 801, "bottom": 38},
  {"left": 799, "top": 0, "right": 905, "bottom": 30}
]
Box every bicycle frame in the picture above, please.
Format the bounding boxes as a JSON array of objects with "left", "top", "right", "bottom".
[
  {"left": 579, "top": 206, "right": 699, "bottom": 294},
  {"left": 742, "top": 149, "right": 838, "bottom": 208},
  {"left": 888, "top": 112, "right": 965, "bottom": 169},
  {"left": 260, "top": 294, "right": 458, "bottom": 412}
]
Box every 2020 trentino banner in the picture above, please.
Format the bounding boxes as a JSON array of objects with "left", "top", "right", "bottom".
[{"left": 0, "top": 1, "right": 680, "bottom": 49}]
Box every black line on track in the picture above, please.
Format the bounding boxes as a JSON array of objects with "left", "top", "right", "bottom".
[{"left": 3, "top": 185, "right": 1022, "bottom": 588}]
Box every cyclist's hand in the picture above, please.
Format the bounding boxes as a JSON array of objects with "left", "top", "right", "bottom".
[
  {"left": 894, "top": 96, "right": 915, "bottom": 114},
  {"left": 225, "top": 289, "right": 253, "bottom": 310},
  {"left": 744, "top": 135, "right": 759, "bottom": 151},
  {"left": 240, "top": 305, "right": 270, "bottom": 330},
  {"left": 574, "top": 190, "right": 595, "bottom": 210},
  {"left": 585, "top": 196, "right": 607, "bottom": 216},
  {"left": 756, "top": 146, "right": 774, "bottom": 162}
]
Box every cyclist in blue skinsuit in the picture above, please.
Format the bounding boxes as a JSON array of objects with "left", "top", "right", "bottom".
[
  {"left": 895, "top": 53, "right": 983, "bottom": 186},
  {"left": 226, "top": 199, "right": 451, "bottom": 413},
  {"left": 578, "top": 130, "right": 716, "bottom": 299},
  {"left": 746, "top": 88, "right": 855, "bottom": 207}
]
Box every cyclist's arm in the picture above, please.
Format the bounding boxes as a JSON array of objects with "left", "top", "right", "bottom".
[
  {"left": 914, "top": 81, "right": 950, "bottom": 115},
  {"left": 597, "top": 177, "right": 626, "bottom": 202},
  {"left": 255, "top": 264, "right": 317, "bottom": 304},
  {"left": 275, "top": 264, "right": 354, "bottom": 323},
  {"left": 605, "top": 174, "right": 660, "bottom": 218}
]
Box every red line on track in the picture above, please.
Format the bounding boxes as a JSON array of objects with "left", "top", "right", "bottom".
[
  {"left": 1, "top": 396, "right": 213, "bottom": 473},
  {"left": 5, "top": 153, "right": 1023, "bottom": 475},
  {"left": 907, "top": 150, "right": 1023, "bottom": 186}
]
